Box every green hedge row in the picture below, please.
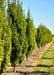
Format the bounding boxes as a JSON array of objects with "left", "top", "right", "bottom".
[
  {"left": 0, "top": 0, "right": 35, "bottom": 73},
  {"left": 36, "top": 25, "right": 53, "bottom": 47}
]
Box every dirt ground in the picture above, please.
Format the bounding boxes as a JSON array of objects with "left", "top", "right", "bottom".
[{"left": 1, "top": 42, "right": 52, "bottom": 75}]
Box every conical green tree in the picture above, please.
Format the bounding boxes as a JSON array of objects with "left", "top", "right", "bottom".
[
  {"left": 0, "top": 0, "right": 12, "bottom": 73},
  {"left": 8, "top": 0, "right": 28, "bottom": 72},
  {"left": 26, "top": 9, "right": 35, "bottom": 60},
  {"left": 0, "top": 1, "right": 4, "bottom": 71},
  {"left": 17, "top": 1, "right": 28, "bottom": 65},
  {"left": 1, "top": 17, "right": 12, "bottom": 72}
]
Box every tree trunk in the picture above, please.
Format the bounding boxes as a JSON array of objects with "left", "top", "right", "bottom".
[
  {"left": 26, "top": 56, "right": 28, "bottom": 61},
  {"left": 13, "top": 64, "right": 16, "bottom": 72},
  {"left": 0, "top": 73, "right": 1, "bottom": 75}
]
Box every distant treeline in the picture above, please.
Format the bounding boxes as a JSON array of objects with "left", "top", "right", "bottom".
[
  {"left": 36, "top": 25, "right": 52, "bottom": 47},
  {"left": 0, "top": 0, "right": 53, "bottom": 73},
  {"left": 53, "top": 35, "right": 54, "bottom": 37}
]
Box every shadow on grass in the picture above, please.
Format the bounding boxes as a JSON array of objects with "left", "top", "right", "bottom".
[
  {"left": 41, "top": 57, "right": 54, "bottom": 59},
  {"left": 16, "top": 71, "right": 53, "bottom": 75},
  {"left": 4, "top": 70, "right": 54, "bottom": 75},
  {"left": 25, "top": 64, "right": 54, "bottom": 68},
  {"left": 26, "top": 65, "right": 36, "bottom": 67},
  {"left": 37, "top": 64, "right": 54, "bottom": 67}
]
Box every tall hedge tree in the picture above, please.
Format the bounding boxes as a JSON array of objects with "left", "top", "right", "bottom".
[
  {"left": 0, "top": 0, "right": 12, "bottom": 73},
  {"left": 8, "top": 0, "right": 28, "bottom": 72},
  {"left": 17, "top": 0, "right": 28, "bottom": 65},
  {"left": 26, "top": 9, "right": 35, "bottom": 60},
  {"left": 1, "top": 18, "right": 12, "bottom": 73},
  {"left": 0, "top": 0, "right": 4, "bottom": 72}
]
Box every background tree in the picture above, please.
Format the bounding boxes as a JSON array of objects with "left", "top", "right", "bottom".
[
  {"left": 26, "top": 9, "right": 35, "bottom": 60},
  {"left": 36, "top": 25, "right": 53, "bottom": 48}
]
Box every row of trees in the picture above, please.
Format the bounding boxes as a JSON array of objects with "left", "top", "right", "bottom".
[
  {"left": 36, "top": 25, "right": 52, "bottom": 47},
  {"left": 0, "top": 0, "right": 35, "bottom": 73},
  {"left": 0, "top": 0, "right": 52, "bottom": 73}
]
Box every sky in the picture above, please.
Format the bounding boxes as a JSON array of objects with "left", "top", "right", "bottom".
[{"left": 22, "top": 0, "right": 54, "bottom": 34}]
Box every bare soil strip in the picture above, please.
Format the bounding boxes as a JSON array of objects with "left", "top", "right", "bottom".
[{"left": 1, "top": 42, "right": 52, "bottom": 75}]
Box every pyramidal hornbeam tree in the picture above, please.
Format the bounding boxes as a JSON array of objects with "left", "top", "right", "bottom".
[
  {"left": 8, "top": 0, "right": 28, "bottom": 72},
  {"left": 0, "top": 0, "right": 12, "bottom": 73},
  {"left": 1, "top": 17, "right": 12, "bottom": 73},
  {"left": 26, "top": 9, "right": 35, "bottom": 60},
  {"left": 17, "top": 0, "right": 28, "bottom": 65},
  {"left": 0, "top": 0, "right": 4, "bottom": 72}
]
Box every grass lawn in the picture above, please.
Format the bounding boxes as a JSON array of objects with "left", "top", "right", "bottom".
[{"left": 35, "top": 42, "right": 54, "bottom": 74}]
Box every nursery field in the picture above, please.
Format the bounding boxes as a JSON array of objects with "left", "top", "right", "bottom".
[
  {"left": 0, "top": 0, "right": 54, "bottom": 75},
  {"left": 29, "top": 42, "right": 54, "bottom": 75}
]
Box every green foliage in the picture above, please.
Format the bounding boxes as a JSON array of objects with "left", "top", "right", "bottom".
[
  {"left": 1, "top": 17, "right": 12, "bottom": 72},
  {"left": 26, "top": 9, "right": 35, "bottom": 57},
  {"left": 36, "top": 25, "right": 53, "bottom": 47},
  {"left": 34, "top": 28, "right": 38, "bottom": 48},
  {"left": 0, "top": 0, "right": 4, "bottom": 8},
  {"left": 0, "top": 10, "right": 4, "bottom": 72},
  {"left": 35, "top": 28, "right": 37, "bottom": 39},
  {"left": 0, "top": 0, "right": 12, "bottom": 73},
  {"left": 8, "top": 0, "right": 28, "bottom": 71}
]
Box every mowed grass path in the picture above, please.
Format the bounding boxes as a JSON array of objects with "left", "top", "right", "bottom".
[{"left": 36, "top": 42, "right": 54, "bottom": 73}]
